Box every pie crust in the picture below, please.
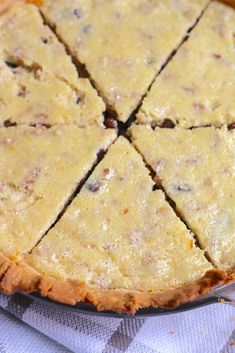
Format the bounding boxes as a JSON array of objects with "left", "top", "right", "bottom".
[{"left": 0, "top": 252, "right": 233, "bottom": 314}]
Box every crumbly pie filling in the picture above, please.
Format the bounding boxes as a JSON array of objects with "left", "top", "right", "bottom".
[
  {"left": 0, "top": 1, "right": 105, "bottom": 126},
  {"left": 0, "top": 125, "right": 116, "bottom": 258},
  {"left": 130, "top": 125, "right": 235, "bottom": 271},
  {"left": 137, "top": 1, "right": 235, "bottom": 128},
  {"left": 41, "top": 0, "right": 209, "bottom": 121},
  {"left": 25, "top": 138, "right": 212, "bottom": 291}
]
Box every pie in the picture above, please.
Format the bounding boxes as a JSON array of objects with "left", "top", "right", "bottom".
[
  {"left": 0, "top": 0, "right": 234, "bottom": 314},
  {"left": 137, "top": 1, "right": 235, "bottom": 128}
]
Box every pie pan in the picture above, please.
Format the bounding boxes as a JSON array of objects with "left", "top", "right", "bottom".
[{"left": 23, "top": 281, "right": 235, "bottom": 318}]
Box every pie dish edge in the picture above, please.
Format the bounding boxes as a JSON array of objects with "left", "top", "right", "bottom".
[{"left": 0, "top": 252, "right": 234, "bottom": 314}]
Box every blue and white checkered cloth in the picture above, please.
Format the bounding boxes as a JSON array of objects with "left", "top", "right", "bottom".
[{"left": 0, "top": 292, "right": 234, "bottom": 353}]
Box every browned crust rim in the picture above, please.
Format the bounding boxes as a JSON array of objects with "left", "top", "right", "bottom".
[
  {"left": 0, "top": 252, "right": 234, "bottom": 314},
  {"left": 1, "top": 1, "right": 46, "bottom": 17},
  {"left": 0, "top": 1, "right": 44, "bottom": 16},
  {"left": 219, "top": 1, "right": 235, "bottom": 9}
]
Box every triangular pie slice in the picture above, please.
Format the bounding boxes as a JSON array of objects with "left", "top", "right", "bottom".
[
  {"left": 0, "top": 2, "right": 105, "bottom": 126},
  {"left": 0, "top": 125, "right": 116, "bottom": 261},
  {"left": 130, "top": 125, "right": 235, "bottom": 271},
  {"left": 41, "top": 0, "right": 208, "bottom": 122},
  {"left": 137, "top": 1, "right": 235, "bottom": 128},
  {"left": 2, "top": 137, "right": 227, "bottom": 313}
]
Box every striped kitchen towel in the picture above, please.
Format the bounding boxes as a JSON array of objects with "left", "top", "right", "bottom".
[{"left": 0, "top": 292, "right": 234, "bottom": 353}]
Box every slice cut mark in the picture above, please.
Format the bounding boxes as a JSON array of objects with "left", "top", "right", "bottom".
[
  {"left": 0, "top": 125, "right": 116, "bottom": 259},
  {"left": 130, "top": 125, "right": 235, "bottom": 271},
  {"left": 0, "top": 1, "right": 105, "bottom": 126},
  {"left": 0, "top": 60, "right": 104, "bottom": 127},
  {"left": 40, "top": 0, "right": 209, "bottom": 122},
  {"left": 21, "top": 136, "right": 217, "bottom": 312},
  {"left": 137, "top": 1, "right": 235, "bottom": 128}
]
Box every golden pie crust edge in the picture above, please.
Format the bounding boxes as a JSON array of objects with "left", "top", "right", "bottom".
[
  {"left": 0, "top": 252, "right": 234, "bottom": 313},
  {"left": 0, "top": 0, "right": 43, "bottom": 15}
]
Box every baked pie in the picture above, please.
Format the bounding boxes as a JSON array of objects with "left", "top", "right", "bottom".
[{"left": 0, "top": 0, "right": 234, "bottom": 314}]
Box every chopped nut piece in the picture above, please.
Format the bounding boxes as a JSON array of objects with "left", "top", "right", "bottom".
[
  {"left": 74, "top": 8, "right": 82, "bottom": 19},
  {"left": 175, "top": 183, "right": 192, "bottom": 192},
  {"left": 86, "top": 181, "right": 102, "bottom": 193}
]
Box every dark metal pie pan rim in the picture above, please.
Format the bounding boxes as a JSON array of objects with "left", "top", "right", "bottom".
[{"left": 22, "top": 283, "right": 233, "bottom": 318}]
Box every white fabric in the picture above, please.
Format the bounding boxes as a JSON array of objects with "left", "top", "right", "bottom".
[{"left": 0, "top": 293, "right": 234, "bottom": 353}]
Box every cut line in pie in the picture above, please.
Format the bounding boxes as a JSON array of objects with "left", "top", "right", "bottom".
[
  {"left": 137, "top": 1, "right": 235, "bottom": 128},
  {"left": 0, "top": 2, "right": 105, "bottom": 126},
  {"left": 0, "top": 125, "right": 116, "bottom": 260},
  {"left": 40, "top": 0, "right": 209, "bottom": 122},
  {"left": 130, "top": 125, "right": 235, "bottom": 271}
]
